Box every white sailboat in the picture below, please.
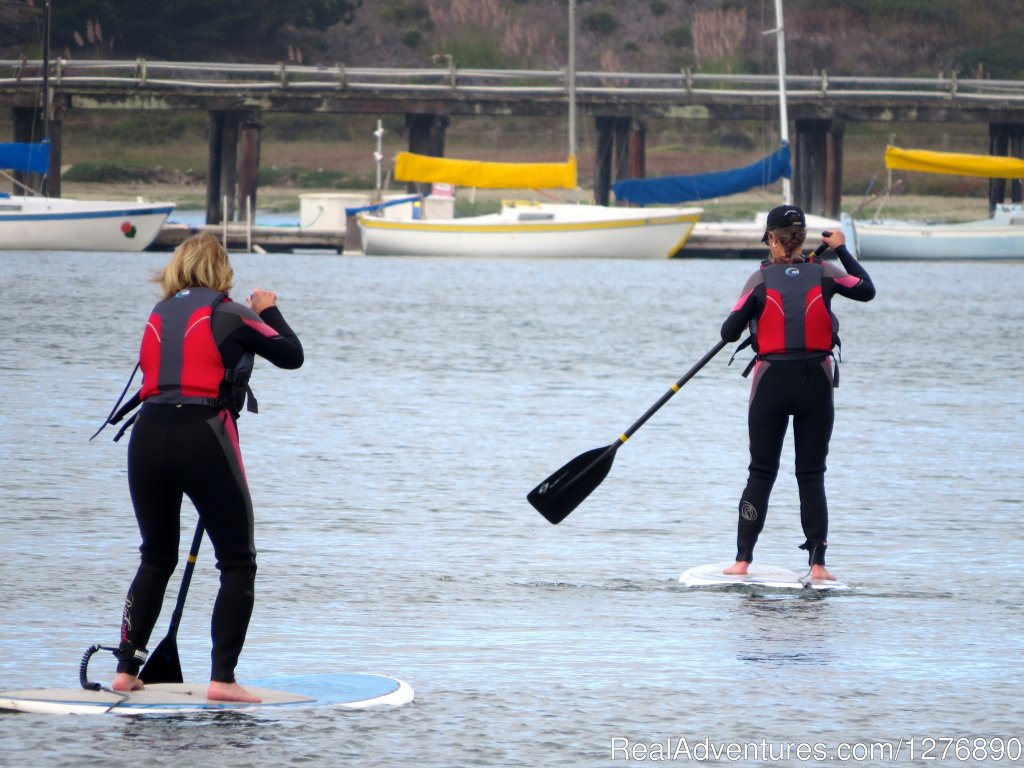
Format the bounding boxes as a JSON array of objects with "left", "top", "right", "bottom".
[
  {"left": 0, "top": 1, "right": 174, "bottom": 252},
  {"left": 848, "top": 146, "right": 1024, "bottom": 260},
  {"left": 357, "top": 198, "right": 702, "bottom": 259},
  {"left": 0, "top": 184, "right": 175, "bottom": 251},
  {"left": 356, "top": 0, "right": 702, "bottom": 259}
]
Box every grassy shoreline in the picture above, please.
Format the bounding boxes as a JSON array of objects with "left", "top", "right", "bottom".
[
  {"left": 60, "top": 179, "right": 996, "bottom": 224},
  {"left": 36, "top": 111, "right": 1005, "bottom": 224}
]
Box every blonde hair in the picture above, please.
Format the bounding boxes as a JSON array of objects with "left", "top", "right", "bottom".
[{"left": 154, "top": 233, "right": 234, "bottom": 299}]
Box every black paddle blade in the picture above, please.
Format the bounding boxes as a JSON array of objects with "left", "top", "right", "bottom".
[
  {"left": 527, "top": 444, "right": 618, "bottom": 524},
  {"left": 138, "top": 635, "right": 183, "bottom": 685}
]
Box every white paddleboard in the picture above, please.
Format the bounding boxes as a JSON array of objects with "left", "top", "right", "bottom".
[
  {"left": 680, "top": 561, "right": 851, "bottom": 590},
  {"left": 0, "top": 673, "right": 413, "bottom": 715}
]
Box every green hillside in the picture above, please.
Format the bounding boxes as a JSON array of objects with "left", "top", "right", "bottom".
[{"left": 3, "top": 0, "right": 1023, "bottom": 79}]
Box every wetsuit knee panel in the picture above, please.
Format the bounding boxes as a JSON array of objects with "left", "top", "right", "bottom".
[{"left": 136, "top": 552, "right": 178, "bottom": 576}]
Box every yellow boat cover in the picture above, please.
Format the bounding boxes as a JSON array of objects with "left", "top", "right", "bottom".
[
  {"left": 395, "top": 152, "right": 577, "bottom": 190},
  {"left": 885, "top": 146, "right": 1024, "bottom": 179}
]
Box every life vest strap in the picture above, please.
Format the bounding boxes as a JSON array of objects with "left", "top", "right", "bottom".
[
  {"left": 728, "top": 335, "right": 754, "bottom": 367},
  {"left": 112, "top": 412, "right": 136, "bottom": 442},
  {"left": 224, "top": 367, "right": 258, "bottom": 414},
  {"left": 111, "top": 391, "right": 141, "bottom": 425},
  {"left": 90, "top": 363, "right": 140, "bottom": 441}
]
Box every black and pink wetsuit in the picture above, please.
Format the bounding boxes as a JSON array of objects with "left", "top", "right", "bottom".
[
  {"left": 720, "top": 245, "right": 874, "bottom": 566},
  {"left": 117, "top": 289, "right": 303, "bottom": 683}
]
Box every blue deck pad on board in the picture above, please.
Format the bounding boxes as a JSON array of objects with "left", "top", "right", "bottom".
[{"left": 247, "top": 673, "right": 413, "bottom": 707}]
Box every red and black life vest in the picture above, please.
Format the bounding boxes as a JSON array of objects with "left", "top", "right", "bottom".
[
  {"left": 751, "top": 260, "right": 836, "bottom": 356},
  {"left": 91, "top": 287, "right": 257, "bottom": 443},
  {"left": 140, "top": 286, "right": 229, "bottom": 406},
  {"left": 728, "top": 257, "right": 842, "bottom": 384}
]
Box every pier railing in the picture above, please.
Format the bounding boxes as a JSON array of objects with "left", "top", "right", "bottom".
[{"left": 3, "top": 58, "right": 1024, "bottom": 103}]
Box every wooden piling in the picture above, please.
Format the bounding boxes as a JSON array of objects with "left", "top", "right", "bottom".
[
  {"left": 988, "top": 123, "right": 1024, "bottom": 212},
  {"left": 794, "top": 118, "right": 844, "bottom": 219},
  {"left": 405, "top": 113, "right": 449, "bottom": 197},
  {"left": 220, "top": 113, "right": 239, "bottom": 222},
  {"left": 206, "top": 112, "right": 225, "bottom": 225},
  {"left": 238, "top": 112, "right": 262, "bottom": 217}
]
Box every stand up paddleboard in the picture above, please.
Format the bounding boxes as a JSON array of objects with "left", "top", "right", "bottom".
[
  {"left": 680, "top": 562, "right": 851, "bottom": 591},
  {"left": 0, "top": 674, "right": 414, "bottom": 715}
]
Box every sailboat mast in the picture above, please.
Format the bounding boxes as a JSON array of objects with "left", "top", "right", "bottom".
[
  {"left": 42, "top": 0, "right": 52, "bottom": 143},
  {"left": 773, "top": 0, "right": 791, "bottom": 204},
  {"left": 568, "top": 0, "right": 577, "bottom": 161}
]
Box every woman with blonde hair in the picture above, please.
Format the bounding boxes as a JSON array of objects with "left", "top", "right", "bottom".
[{"left": 110, "top": 233, "right": 303, "bottom": 702}]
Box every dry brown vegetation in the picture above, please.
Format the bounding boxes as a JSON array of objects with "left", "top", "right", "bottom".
[{"left": 296, "top": 0, "right": 1024, "bottom": 78}]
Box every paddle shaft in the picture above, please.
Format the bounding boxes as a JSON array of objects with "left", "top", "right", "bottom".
[
  {"left": 166, "top": 522, "right": 204, "bottom": 640},
  {"left": 138, "top": 521, "right": 203, "bottom": 683},
  {"left": 572, "top": 338, "right": 727, "bottom": 477},
  {"left": 528, "top": 339, "right": 728, "bottom": 522},
  {"left": 616, "top": 339, "right": 727, "bottom": 447}
]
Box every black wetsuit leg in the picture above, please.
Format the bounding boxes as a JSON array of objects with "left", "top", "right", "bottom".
[
  {"left": 182, "top": 409, "right": 257, "bottom": 684},
  {"left": 793, "top": 359, "right": 834, "bottom": 565},
  {"left": 118, "top": 411, "right": 182, "bottom": 675},
  {"left": 119, "top": 405, "right": 257, "bottom": 683},
  {"left": 735, "top": 359, "right": 834, "bottom": 565},
  {"left": 735, "top": 363, "right": 787, "bottom": 563}
]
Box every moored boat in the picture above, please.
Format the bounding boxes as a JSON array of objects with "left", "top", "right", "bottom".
[
  {"left": 354, "top": 0, "right": 702, "bottom": 260},
  {"left": 849, "top": 147, "right": 1024, "bottom": 260},
  {"left": 358, "top": 199, "right": 701, "bottom": 258},
  {"left": 685, "top": 210, "right": 841, "bottom": 258},
  {"left": 0, "top": 0, "right": 176, "bottom": 253},
  {"left": 0, "top": 191, "right": 175, "bottom": 251},
  {"left": 849, "top": 203, "right": 1024, "bottom": 260}
]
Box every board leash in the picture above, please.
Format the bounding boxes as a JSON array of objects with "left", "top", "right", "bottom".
[
  {"left": 79, "top": 644, "right": 130, "bottom": 705},
  {"left": 798, "top": 543, "right": 820, "bottom": 589}
]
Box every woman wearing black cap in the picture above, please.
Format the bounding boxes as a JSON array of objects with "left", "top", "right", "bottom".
[{"left": 719, "top": 205, "right": 875, "bottom": 581}]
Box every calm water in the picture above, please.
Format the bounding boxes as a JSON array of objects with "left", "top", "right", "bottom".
[{"left": 1, "top": 251, "right": 1022, "bottom": 767}]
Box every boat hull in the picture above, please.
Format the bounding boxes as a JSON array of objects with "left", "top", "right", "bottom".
[
  {"left": 850, "top": 205, "right": 1024, "bottom": 260},
  {"left": 0, "top": 196, "right": 175, "bottom": 251},
  {"left": 687, "top": 212, "right": 841, "bottom": 257},
  {"left": 357, "top": 202, "right": 702, "bottom": 259}
]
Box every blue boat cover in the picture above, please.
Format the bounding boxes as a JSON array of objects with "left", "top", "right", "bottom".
[
  {"left": 613, "top": 145, "right": 791, "bottom": 205},
  {"left": 0, "top": 140, "right": 51, "bottom": 174}
]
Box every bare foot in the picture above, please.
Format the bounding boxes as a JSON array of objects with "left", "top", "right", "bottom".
[
  {"left": 810, "top": 564, "right": 835, "bottom": 581},
  {"left": 112, "top": 673, "right": 144, "bottom": 692},
  {"left": 207, "top": 681, "right": 262, "bottom": 703},
  {"left": 723, "top": 561, "right": 749, "bottom": 575}
]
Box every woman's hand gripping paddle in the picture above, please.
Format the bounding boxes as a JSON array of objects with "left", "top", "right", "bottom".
[
  {"left": 527, "top": 340, "right": 728, "bottom": 524},
  {"left": 138, "top": 522, "right": 205, "bottom": 684}
]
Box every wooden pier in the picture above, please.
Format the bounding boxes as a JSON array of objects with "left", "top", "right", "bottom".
[
  {"left": 151, "top": 221, "right": 345, "bottom": 253},
  {"left": 4, "top": 59, "right": 1024, "bottom": 219}
]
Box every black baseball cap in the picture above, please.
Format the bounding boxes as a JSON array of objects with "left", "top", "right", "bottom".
[{"left": 761, "top": 204, "right": 806, "bottom": 243}]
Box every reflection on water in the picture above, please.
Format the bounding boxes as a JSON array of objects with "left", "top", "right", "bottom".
[
  {"left": 731, "top": 593, "right": 835, "bottom": 666},
  {"left": 1, "top": 253, "right": 1022, "bottom": 765}
]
